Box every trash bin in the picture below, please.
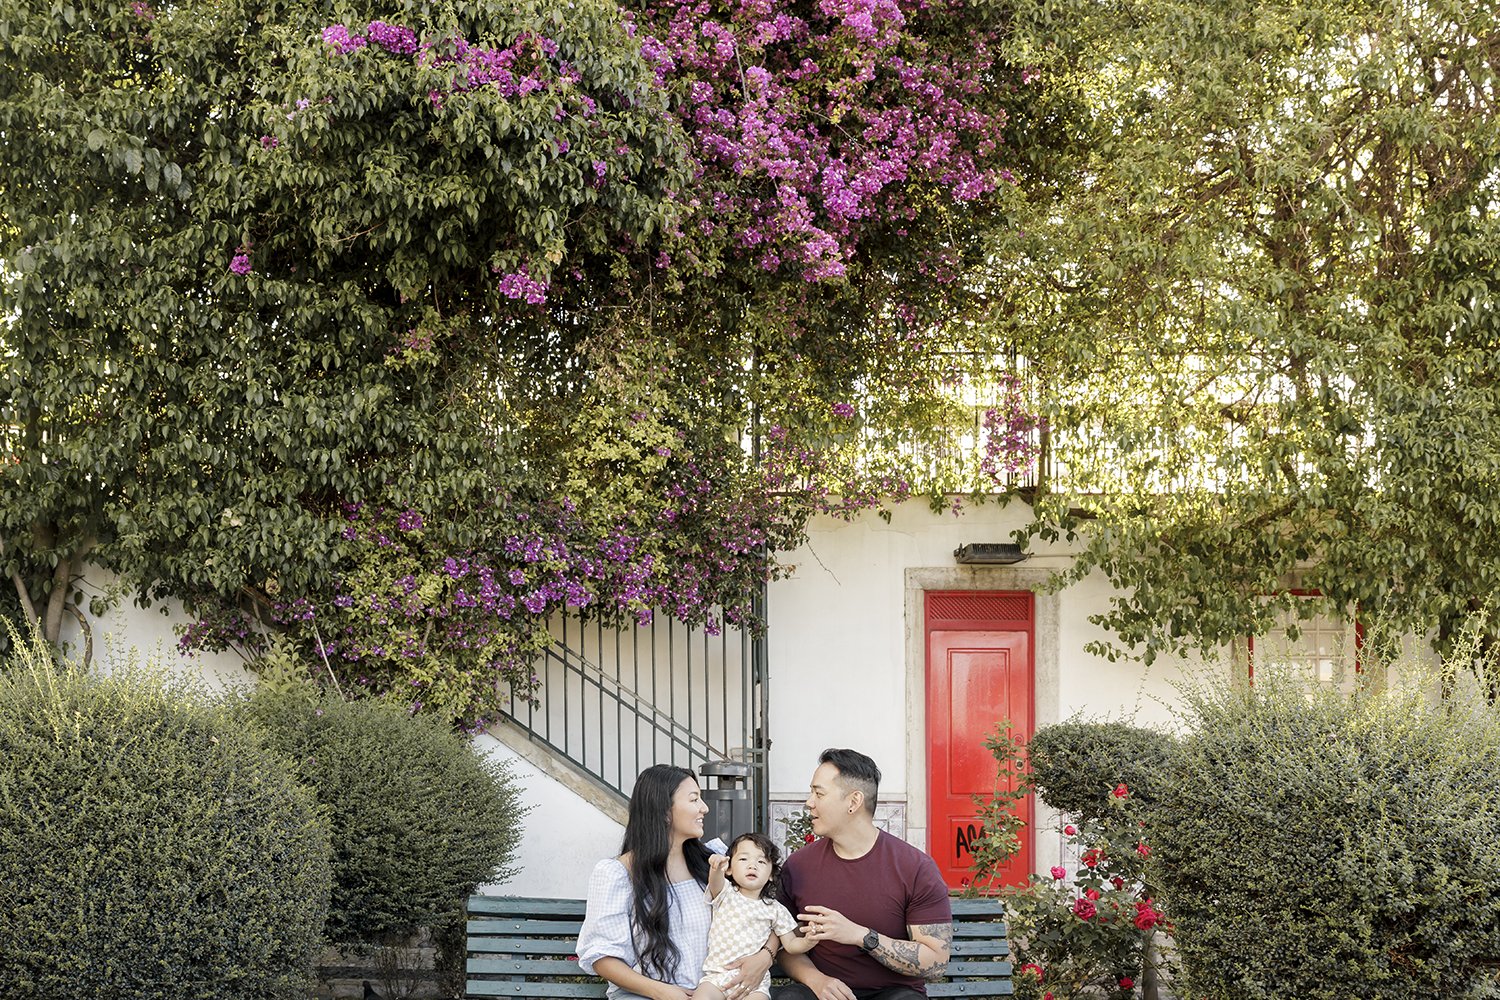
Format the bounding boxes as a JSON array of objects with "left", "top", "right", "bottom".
[{"left": 700, "top": 760, "right": 753, "bottom": 846}]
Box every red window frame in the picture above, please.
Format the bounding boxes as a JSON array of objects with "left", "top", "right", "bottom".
[{"left": 1246, "top": 588, "right": 1363, "bottom": 684}]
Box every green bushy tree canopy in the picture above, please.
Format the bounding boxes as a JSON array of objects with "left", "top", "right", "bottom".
[
  {"left": 988, "top": 0, "right": 1500, "bottom": 681},
  {"left": 241, "top": 681, "right": 526, "bottom": 945},
  {"left": 0, "top": 0, "right": 1037, "bottom": 716},
  {"left": 1153, "top": 675, "right": 1500, "bottom": 999}
]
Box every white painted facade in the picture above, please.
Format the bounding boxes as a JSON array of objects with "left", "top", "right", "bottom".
[
  {"left": 57, "top": 497, "right": 1406, "bottom": 899},
  {"left": 762, "top": 498, "right": 1209, "bottom": 877}
]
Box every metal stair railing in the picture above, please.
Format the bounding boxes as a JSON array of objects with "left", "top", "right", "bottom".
[{"left": 500, "top": 613, "right": 767, "bottom": 822}]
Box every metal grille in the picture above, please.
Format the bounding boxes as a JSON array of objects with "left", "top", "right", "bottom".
[
  {"left": 501, "top": 610, "right": 770, "bottom": 828},
  {"left": 928, "top": 592, "right": 1031, "bottom": 624}
]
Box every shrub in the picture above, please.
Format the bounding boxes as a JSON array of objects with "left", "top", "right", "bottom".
[
  {"left": 1153, "top": 676, "right": 1500, "bottom": 1000},
  {"left": 242, "top": 685, "right": 527, "bottom": 947},
  {"left": 1027, "top": 718, "right": 1177, "bottom": 820},
  {"left": 0, "top": 625, "right": 331, "bottom": 1000},
  {"left": 970, "top": 723, "right": 1171, "bottom": 1000}
]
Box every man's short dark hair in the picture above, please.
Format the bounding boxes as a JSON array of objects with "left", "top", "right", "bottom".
[{"left": 819, "top": 748, "right": 880, "bottom": 815}]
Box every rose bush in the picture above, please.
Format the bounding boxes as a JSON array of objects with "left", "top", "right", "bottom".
[{"left": 968, "top": 721, "right": 1174, "bottom": 1000}]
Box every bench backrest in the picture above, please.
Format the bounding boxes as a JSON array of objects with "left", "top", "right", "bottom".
[{"left": 466, "top": 894, "right": 1013, "bottom": 998}]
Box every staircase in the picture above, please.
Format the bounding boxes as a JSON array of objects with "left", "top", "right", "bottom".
[{"left": 499, "top": 609, "right": 770, "bottom": 827}]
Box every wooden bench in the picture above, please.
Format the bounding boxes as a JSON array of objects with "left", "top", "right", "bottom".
[{"left": 465, "top": 894, "right": 1013, "bottom": 997}]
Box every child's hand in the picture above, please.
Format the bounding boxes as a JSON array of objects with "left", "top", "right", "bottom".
[{"left": 709, "top": 853, "right": 730, "bottom": 875}]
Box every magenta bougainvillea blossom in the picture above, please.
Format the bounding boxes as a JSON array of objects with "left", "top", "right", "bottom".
[{"left": 319, "top": 0, "right": 1016, "bottom": 287}]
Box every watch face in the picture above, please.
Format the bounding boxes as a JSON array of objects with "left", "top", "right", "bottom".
[{"left": 862, "top": 930, "right": 880, "bottom": 951}]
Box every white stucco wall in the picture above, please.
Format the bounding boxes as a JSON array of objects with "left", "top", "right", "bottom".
[
  {"left": 476, "top": 734, "right": 626, "bottom": 898},
  {"left": 56, "top": 565, "right": 255, "bottom": 689},
  {"left": 765, "top": 498, "right": 1214, "bottom": 872},
  {"left": 51, "top": 498, "right": 1415, "bottom": 893}
]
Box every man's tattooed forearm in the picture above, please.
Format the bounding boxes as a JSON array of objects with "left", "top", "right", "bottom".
[
  {"left": 913, "top": 922, "right": 953, "bottom": 980},
  {"left": 871, "top": 937, "right": 925, "bottom": 976},
  {"left": 870, "top": 923, "right": 952, "bottom": 979}
]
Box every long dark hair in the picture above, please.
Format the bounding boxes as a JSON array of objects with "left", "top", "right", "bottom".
[{"left": 621, "top": 764, "right": 710, "bottom": 983}]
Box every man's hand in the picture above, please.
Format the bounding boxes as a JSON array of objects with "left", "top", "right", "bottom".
[
  {"left": 720, "top": 944, "right": 773, "bottom": 1000},
  {"left": 807, "top": 972, "right": 856, "bottom": 1000},
  {"left": 797, "top": 905, "right": 863, "bottom": 947}
]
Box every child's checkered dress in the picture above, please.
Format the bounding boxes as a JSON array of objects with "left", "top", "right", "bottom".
[{"left": 700, "top": 887, "right": 797, "bottom": 997}]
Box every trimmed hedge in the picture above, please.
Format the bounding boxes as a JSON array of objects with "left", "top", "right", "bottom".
[
  {"left": 1028, "top": 718, "right": 1176, "bottom": 818},
  {"left": 1153, "top": 680, "right": 1500, "bottom": 1000},
  {"left": 0, "top": 630, "right": 331, "bottom": 1000},
  {"left": 243, "top": 689, "right": 527, "bottom": 946}
]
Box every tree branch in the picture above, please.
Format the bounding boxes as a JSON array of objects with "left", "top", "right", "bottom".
[{"left": 0, "top": 535, "right": 39, "bottom": 625}]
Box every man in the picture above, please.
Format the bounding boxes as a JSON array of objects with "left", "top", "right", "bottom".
[{"left": 773, "top": 749, "right": 953, "bottom": 1000}]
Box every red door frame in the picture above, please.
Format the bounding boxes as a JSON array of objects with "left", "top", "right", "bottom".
[{"left": 924, "top": 590, "right": 1035, "bottom": 890}]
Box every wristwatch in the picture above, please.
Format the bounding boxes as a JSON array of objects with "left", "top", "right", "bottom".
[{"left": 860, "top": 928, "right": 880, "bottom": 952}]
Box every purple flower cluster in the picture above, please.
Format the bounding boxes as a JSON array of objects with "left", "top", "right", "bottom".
[
  {"left": 979, "top": 377, "right": 1043, "bottom": 482},
  {"left": 323, "top": 22, "right": 584, "bottom": 108},
  {"left": 229, "top": 253, "right": 252, "bottom": 275},
  {"left": 628, "top": 0, "right": 1011, "bottom": 281},
  {"left": 497, "top": 265, "right": 550, "bottom": 305}
]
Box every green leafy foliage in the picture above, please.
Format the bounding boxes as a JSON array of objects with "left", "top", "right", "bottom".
[
  {"left": 0, "top": 0, "right": 683, "bottom": 647},
  {"left": 989, "top": 0, "right": 1500, "bottom": 678},
  {"left": 0, "top": 0, "right": 1042, "bottom": 716},
  {"left": 1027, "top": 719, "right": 1176, "bottom": 820},
  {"left": 0, "top": 624, "right": 331, "bottom": 1000},
  {"left": 1153, "top": 674, "right": 1500, "bottom": 999},
  {"left": 239, "top": 684, "right": 528, "bottom": 947},
  {"left": 969, "top": 721, "right": 1169, "bottom": 1000}
]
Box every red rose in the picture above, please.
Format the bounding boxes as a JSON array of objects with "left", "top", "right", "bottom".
[
  {"left": 1113, "top": 783, "right": 1129, "bottom": 798},
  {"left": 1020, "top": 963, "right": 1044, "bottom": 981},
  {"left": 1063, "top": 824, "right": 1077, "bottom": 836},
  {"left": 1085, "top": 888, "right": 1100, "bottom": 901},
  {"left": 1112, "top": 876, "right": 1126, "bottom": 890},
  {"left": 1081, "top": 848, "right": 1104, "bottom": 868},
  {"left": 1050, "top": 866, "right": 1067, "bottom": 880},
  {"left": 1136, "top": 842, "right": 1150, "bottom": 858},
  {"left": 1119, "top": 976, "right": 1134, "bottom": 989},
  {"left": 804, "top": 833, "right": 814, "bottom": 843},
  {"left": 1072, "top": 898, "right": 1097, "bottom": 920}
]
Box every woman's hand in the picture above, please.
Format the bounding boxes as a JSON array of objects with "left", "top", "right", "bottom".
[
  {"left": 650, "top": 987, "right": 693, "bottom": 1000},
  {"left": 720, "top": 944, "right": 774, "bottom": 1000}
]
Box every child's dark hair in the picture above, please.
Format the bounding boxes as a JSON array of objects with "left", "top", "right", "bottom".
[{"left": 727, "top": 832, "right": 783, "bottom": 901}]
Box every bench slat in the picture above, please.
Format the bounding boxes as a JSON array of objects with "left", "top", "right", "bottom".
[
  {"left": 468, "top": 918, "right": 585, "bottom": 935},
  {"left": 466, "top": 983, "right": 608, "bottom": 998},
  {"left": 951, "top": 938, "right": 1010, "bottom": 957},
  {"left": 949, "top": 898, "right": 1008, "bottom": 916},
  {"left": 930, "top": 983, "right": 1015, "bottom": 996},
  {"left": 468, "top": 937, "right": 579, "bottom": 955},
  {"left": 952, "top": 922, "right": 1007, "bottom": 938},
  {"left": 947, "top": 960, "right": 1015, "bottom": 976},
  {"left": 469, "top": 958, "right": 588, "bottom": 976},
  {"left": 468, "top": 896, "right": 588, "bottom": 918}
]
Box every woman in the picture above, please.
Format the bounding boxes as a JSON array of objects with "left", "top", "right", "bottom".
[{"left": 577, "top": 765, "right": 775, "bottom": 1000}]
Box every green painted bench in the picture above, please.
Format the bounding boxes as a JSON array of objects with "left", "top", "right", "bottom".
[{"left": 465, "top": 894, "right": 1014, "bottom": 997}]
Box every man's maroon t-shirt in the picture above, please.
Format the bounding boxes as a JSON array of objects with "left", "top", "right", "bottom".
[{"left": 777, "top": 830, "right": 952, "bottom": 993}]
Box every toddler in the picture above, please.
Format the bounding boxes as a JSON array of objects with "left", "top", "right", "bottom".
[{"left": 699, "top": 832, "right": 816, "bottom": 1000}]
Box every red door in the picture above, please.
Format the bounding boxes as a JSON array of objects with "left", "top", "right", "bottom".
[{"left": 926, "top": 591, "right": 1034, "bottom": 891}]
